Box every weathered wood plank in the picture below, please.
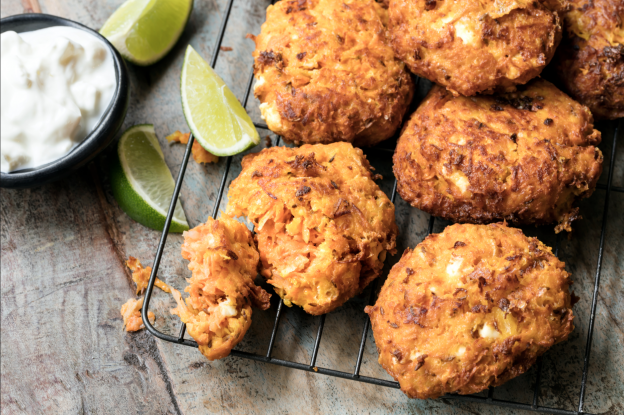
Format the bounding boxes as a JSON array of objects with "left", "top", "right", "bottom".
[{"left": 0, "top": 174, "right": 179, "bottom": 415}]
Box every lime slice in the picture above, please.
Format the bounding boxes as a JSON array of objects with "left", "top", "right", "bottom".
[
  {"left": 100, "top": 0, "right": 193, "bottom": 66},
  {"left": 110, "top": 124, "right": 189, "bottom": 233},
  {"left": 181, "top": 45, "right": 260, "bottom": 156}
]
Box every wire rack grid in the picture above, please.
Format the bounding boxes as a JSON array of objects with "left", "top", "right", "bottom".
[{"left": 141, "top": 0, "right": 621, "bottom": 413}]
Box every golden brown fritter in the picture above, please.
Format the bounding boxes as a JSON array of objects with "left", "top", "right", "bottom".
[
  {"left": 393, "top": 79, "right": 603, "bottom": 233},
  {"left": 170, "top": 216, "right": 271, "bottom": 361},
  {"left": 226, "top": 143, "right": 397, "bottom": 315},
  {"left": 365, "top": 223, "right": 576, "bottom": 399},
  {"left": 389, "top": 0, "right": 562, "bottom": 96},
  {"left": 552, "top": 0, "right": 624, "bottom": 119},
  {"left": 252, "top": 0, "right": 414, "bottom": 146}
]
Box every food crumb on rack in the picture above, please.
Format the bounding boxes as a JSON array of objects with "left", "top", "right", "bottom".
[
  {"left": 167, "top": 131, "right": 219, "bottom": 164},
  {"left": 126, "top": 256, "right": 170, "bottom": 294},
  {"left": 219, "top": 46, "right": 233, "bottom": 52},
  {"left": 264, "top": 135, "right": 272, "bottom": 148},
  {"left": 120, "top": 297, "right": 155, "bottom": 332}
]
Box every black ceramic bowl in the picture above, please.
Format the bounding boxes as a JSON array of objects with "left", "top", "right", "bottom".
[{"left": 0, "top": 13, "right": 129, "bottom": 189}]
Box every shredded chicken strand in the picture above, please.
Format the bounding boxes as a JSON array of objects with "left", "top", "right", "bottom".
[
  {"left": 120, "top": 297, "right": 155, "bottom": 332},
  {"left": 166, "top": 131, "right": 219, "bottom": 164},
  {"left": 170, "top": 216, "right": 270, "bottom": 360},
  {"left": 126, "top": 256, "right": 171, "bottom": 294}
]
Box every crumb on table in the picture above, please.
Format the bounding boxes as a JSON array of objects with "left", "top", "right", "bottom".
[
  {"left": 126, "top": 256, "right": 170, "bottom": 294},
  {"left": 120, "top": 297, "right": 155, "bottom": 332},
  {"left": 166, "top": 131, "right": 219, "bottom": 164}
]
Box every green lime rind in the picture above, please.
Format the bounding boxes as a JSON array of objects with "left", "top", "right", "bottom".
[
  {"left": 180, "top": 45, "right": 260, "bottom": 157},
  {"left": 100, "top": 0, "right": 194, "bottom": 66},
  {"left": 110, "top": 124, "right": 189, "bottom": 233}
]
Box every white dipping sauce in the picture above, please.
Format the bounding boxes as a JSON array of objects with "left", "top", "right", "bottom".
[{"left": 1, "top": 26, "right": 116, "bottom": 173}]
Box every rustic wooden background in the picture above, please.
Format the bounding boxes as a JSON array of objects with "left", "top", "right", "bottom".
[{"left": 1, "top": 0, "right": 623, "bottom": 414}]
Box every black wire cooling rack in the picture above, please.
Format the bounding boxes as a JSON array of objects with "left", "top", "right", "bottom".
[{"left": 142, "top": 0, "right": 621, "bottom": 413}]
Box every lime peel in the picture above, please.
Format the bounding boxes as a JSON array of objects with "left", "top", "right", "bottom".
[
  {"left": 181, "top": 45, "right": 260, "bottom": 157},
  {"left": 100, "top": 0, "right": 193, "bottom": 66},
  {"left": 110, "top": 124, "right": 189, "bottom": 233}
]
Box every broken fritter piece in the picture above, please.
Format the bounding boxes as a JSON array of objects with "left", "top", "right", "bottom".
[
  {"left": 126, "top": 256, "right": 170, "bottom": 295},
  {"left": 226, "top": 143, "right": 398, "bottom": 315},
  {"left": 366, "top": 223, "right": 576, "bottom": 399},
  {"left": 166, "top": 131, "right": 219, "bottom": 164},
  {"left": 121, "top": 297, "right": 155, "bottom": 332},
  {"left": 170, "top": 216, "right": 271, "bottom": 361}
]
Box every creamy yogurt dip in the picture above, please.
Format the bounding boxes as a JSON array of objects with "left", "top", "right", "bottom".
[{"left": 1, "top": 26, "right": 116, "bottom": 173}]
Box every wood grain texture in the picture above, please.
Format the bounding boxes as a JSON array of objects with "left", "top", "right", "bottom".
[
  {"left": 1, "top": 1, "right": 623, "bottom": 414},
  {"left": 0, "top": 175, "right": 179, "bottom": 415},
  {"left": 20, "top": 0, "right": 40, "bottom": 13}
]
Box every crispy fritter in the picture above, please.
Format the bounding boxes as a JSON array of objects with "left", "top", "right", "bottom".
[
  {"left": 365, "top": 223, "right": 576, "bottom": 399},
  {"left": 170, "top": 216, "right": 271, "bottom": 361},
  {"left": 389, "top": 0, "right": 561, "bottom": 96},
  {"left": 126, "top": 256, "right": 171, "bottom": 295},
  {"left": 393, "top": 79, "right": 603, "bottom": 233},
  {"left": 121, "top": 297, "right": 155, "bottom": 332},
  {"left": 252, "top": 0, "right": 414, "bottom": 146},
  {"left": 551, "top": 0, "right": 624, "bottom": 119},
  {"left": 226, "top": 143, "right": 397, "bottom": 315}
]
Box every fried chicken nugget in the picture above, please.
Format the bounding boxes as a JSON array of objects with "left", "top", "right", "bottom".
[
  {"left": 252, "top": 0, "right": 414, "bottom": 146},
  {"left": 389, "top": 0, "right": 562, "bottom": 96},
  {"left": 365, "top": 223, "right": 576, "bottom": 399},
  {"left": 551, "top": 0, "right": 624, "bottom": 119},
  {"left": 393, "top": 79, "right": 603, "bottom": 233},
  {"left": 226, "top": 143, "right": 398, "bottom": 315},
  {"left": 170, "top": 216, "right": 271, "bottom": 361}
]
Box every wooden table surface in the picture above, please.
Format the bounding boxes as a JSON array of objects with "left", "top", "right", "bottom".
[{"left": 1, "top": 1, "right": 623, "bottom": 414}]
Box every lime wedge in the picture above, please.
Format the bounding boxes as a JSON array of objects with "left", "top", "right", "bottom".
[
  {"left": 100, "top": 0, "right": 193, "bottom": 66},
  {"left": 181, "top": 45, "right": 260, "bottom": 156},
  {"left": 110, "top": 124, "right": 189, "bottom": 233}
]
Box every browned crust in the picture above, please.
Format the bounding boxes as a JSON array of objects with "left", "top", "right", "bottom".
[
  {"left": 389, "top": 0, "right": 562, "bottom": 96},
  {"left": 365, "top": 223, "right": 575, "bottom": 399},
  {"left": 252, "top": 0, "right": 414, "bottom": 146},
  {"left": 393, "top": 79, "right": 603, "bottom": 232},
  {"left": 551, "top": 0, "right": 624, "bottom": 120},
  {"left": 226, "top": 143, "right": 398, "bottom": 315}
]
